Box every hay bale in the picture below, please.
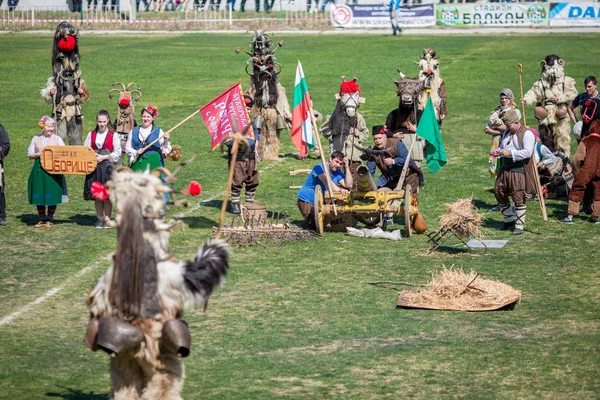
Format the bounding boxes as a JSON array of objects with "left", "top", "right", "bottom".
[
  {"left": 397, "top": 266, "right": 521, "bottom": 311},
  {"left": 438, "top": 198, "right": 483, "bottom": 239}
]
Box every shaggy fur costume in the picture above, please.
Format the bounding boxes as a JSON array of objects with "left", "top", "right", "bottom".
[
  {"left": 87, "top": 170, "right": 230, "bottom": 400},
  {"left": 523, "top": 54, "right": 577, "bottom": 155},
  {"left": 320, "top": 77, "right": 369, "bottom": 189},
  {"left": 417, "top": 48, "right": 447, "bottom": 123},
  {"left": 386, "top": 73, "right": 427, "bottom": 167},
  {"left": 241, "top": 31, "right": 292, "bottom": 161},
  {"left": 40, "top": 22, "right": 89, "bottom": 145}
]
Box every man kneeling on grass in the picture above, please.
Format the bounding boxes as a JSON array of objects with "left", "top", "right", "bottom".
[
  {"left": 560, "top": 120, "right": 600, "bottom": 224},
  {"left": 297, "top": 151, "right": 353, "bottom": 230}
]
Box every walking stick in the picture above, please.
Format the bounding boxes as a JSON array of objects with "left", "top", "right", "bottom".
[
  {"left": 518, "top": 63, "right": 548, "bottom": 222},
  {"left": 518, "top": 64, "right": 527, "bottom": 127},
  {"left": 140, "top": 109, "right": 200, "bottom": 153}
]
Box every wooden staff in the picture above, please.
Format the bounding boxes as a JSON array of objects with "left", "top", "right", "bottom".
[
  {"left": 518, "top": 64, "right": 527, "bottom": 126},
  {"left": 518, "top": 63, "right": 547, "bottom": 222},
  {"left": 140, "top": 109, "right": 200, "bottom": 153},
  {"left": 309, "top": 104, "right": 338, "bottom": 216},
  {"left": 215, "top": 132, "right": 243, "bottom": 240}
]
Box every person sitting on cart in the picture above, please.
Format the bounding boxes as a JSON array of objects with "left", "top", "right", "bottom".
[
  {"left": 365, "top": 125, "right": 422, "bottom": 194},
  {"left": 297, "top": 151, "right": 353, "bottom": 230}
]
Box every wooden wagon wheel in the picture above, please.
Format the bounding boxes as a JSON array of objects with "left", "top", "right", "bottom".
[
  {"left": 404, "top": 185, "right": 412, "bottom": 237},
  {"left": 313, "top": 185, "right": 325, "bottom": 236}
]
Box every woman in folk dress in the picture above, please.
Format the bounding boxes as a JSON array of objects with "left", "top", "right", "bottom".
[
  {"left": 125, "top": 105, "right": 171, "bottom": 172},
  {"left": 27, "top": 116, "right": 68, "bottom": 228}
]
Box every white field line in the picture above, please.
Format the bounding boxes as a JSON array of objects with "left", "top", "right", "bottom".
[{"left": 0, "top": 156, "right": 289, "bottom": 327}]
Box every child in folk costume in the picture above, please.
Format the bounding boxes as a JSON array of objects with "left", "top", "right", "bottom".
[
  {"left": 226, "top": 95, "right": 260, "bottom": 215},
  {"left": 84, "top": 110, "right": 121, "bottom": 228},
  {"left": 125, "top": 105, "right": 171, "bottom": 171},
  {"left": 560, "top": 120, "right": 600, "bottom": 224},
  {"left": 27, "top": 116, "right": 68, "bottom": 228}
]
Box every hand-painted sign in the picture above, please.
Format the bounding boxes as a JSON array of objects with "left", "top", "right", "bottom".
[{"left": 41, "top": 146, "right": 97, "bottom": 175}]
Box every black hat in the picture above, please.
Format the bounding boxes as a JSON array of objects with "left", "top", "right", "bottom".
[{"left": 372, "top": 125, "right": 389, "bottom": 136}]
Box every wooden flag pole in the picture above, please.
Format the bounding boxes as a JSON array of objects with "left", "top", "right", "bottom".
[
  {"left": 518, "top": 63, "right": 547, "bottom": 222},
  {"left": 140, "top": 109, "right": 200, "bottom": 153},
  {"left": 308, "top": 105, "right": 338, "bottom": 216},
  {"left": 215, "top": 133, "right": 242, "bottom": 240}
]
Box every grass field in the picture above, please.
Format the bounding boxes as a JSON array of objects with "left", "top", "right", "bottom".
[{"left": 1, "top": 32, "right": 599, "bottom": 399}]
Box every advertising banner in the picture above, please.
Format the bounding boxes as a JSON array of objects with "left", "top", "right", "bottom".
[
  {"left": 436, "top": 3, "right": 549, "bottom": 26},
  {"left": 550, "top": 2, "right": 600, "bottom": 26},
  {"left": 330, "top": 4, "right": 435, "bottom": 28}
]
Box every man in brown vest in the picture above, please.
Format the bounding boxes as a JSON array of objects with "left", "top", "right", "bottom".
[{"left": 491, "top": 109, "right": 536, "bottom": 235}]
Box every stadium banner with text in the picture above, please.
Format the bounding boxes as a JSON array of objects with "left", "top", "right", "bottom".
[
  {"left": 330, "top": 4, "right": 435, "bottom": 28},
  {"left": 549, "top": 2, "right": 600, "bottom": 26},
  {"left": 436, "top": 3, "right": 549, "bottom": 26}
]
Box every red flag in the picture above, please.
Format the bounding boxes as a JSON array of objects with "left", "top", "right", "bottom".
[{"left": 200, "top": 82, "right": 254, "bottom": 150}]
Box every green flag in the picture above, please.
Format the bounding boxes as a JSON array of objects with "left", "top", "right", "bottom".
[{"left": 417, "top": 97, "right": 447, "bottom": 173}]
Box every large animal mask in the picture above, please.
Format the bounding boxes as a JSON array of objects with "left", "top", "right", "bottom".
[
  {"left": 540, "top": 54, "right": 565, "bottom": 87},
  {"left": 335, "top": 77, "right": 364, "bottom": 118},
  {"left": 52, "top": 21, "right": 79, "bottom": 75},
  {"left": 417, "top": 48, "right": 439, "bottom": 89},
  {"left": 394, "top": 72, "right": 425, "bottom": 108},
  {"left": 108, "top": 82, "right": 142, "bottom": 133}
]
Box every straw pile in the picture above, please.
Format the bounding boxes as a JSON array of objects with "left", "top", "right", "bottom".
[
  {"left": 397, "top": 266, "right": 521, "bottom": 311},
  {"left": 438, "top": 198, "right": 483, "bottom": 239}
]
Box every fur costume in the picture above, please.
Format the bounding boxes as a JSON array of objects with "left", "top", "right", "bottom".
[
  {"left": 238, "top": 31, "right": 292, "bottom": 161},
  {"left": 417, "top": 48, "right": 447, "bottom": 123},
  {"left": 523, "top": 54, "right": 577, "bottom": 155},
  {"left": 86, "top": 169, "right": 230, "bottom": 400},
  {"left": 385, "top": 72, "right": 427, "bottom": 167},
  {"left": 40, "top": 22, "right": 89, "bottom": 146},
  {"left": 109, "top": 82, "right": 142, "bottom": 164},
  {"left": 320, "top": 77, "right": 369, "bottom": 189}
]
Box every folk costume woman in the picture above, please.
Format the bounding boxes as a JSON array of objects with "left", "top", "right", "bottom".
[
  {"left": 84, "top": 110, "right": 121, "bottom": 228},
  {"left": 485, "top": 88, "right": 521, "bottom": 176},
  {"left": 125, "top": 106, "right": 171, "bottom": 172},
  {"left": 27, "top": 116, "right": 68, "bottom": 228}
]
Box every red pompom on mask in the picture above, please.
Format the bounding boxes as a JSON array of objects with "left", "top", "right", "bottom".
[
  {"left": 119, "top": 98, "right": 131, "bottom": 108},
  {"left": 340, "top": 80, "right": 360, "bottom": 94},
  {"left": 91, "top": 182, "right": 110, "bottom": 201},
  {"left": 57, "top": 35, "right": 76, "bottom": 52},
  {"left": 181, "top": 181, "right": 202, "bottom": 197}
]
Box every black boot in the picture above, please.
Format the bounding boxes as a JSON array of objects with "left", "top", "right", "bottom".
[{"left": 231, "top": 202, "right": 241, "bottom": 215}]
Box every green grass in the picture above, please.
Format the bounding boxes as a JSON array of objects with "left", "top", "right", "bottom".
[{"left": 1, "top": 33, "right": 599, "bottom": 399}]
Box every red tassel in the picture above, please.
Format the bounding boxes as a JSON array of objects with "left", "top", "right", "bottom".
[
  {"left": 181, "top": 181, "right": 202, "bottom": 197},
  {"left": 91, "top": 182, "right": 110, "bottom": 201}
]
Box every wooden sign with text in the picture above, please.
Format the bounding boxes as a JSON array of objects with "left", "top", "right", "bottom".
[{"left": 41, "top": 146, "right": 97, "bottom": 175}]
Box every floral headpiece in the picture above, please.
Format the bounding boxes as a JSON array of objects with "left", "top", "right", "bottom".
[
  {"left": 142, "top": 105, "right": 159, "bottom": 118},
  {"left": 38, "top": 116, "right": 51, "bottom": 129}
]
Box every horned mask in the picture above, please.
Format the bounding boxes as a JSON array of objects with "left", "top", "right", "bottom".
[
  {"left": 335, "top": 77, "right": 365, "bottom": 118},
  {"left": 540, "top": 54, "right": 565, "bottom": 87}
]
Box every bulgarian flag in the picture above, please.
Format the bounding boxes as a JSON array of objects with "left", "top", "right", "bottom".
[{"left": 291, "top": 61, "right": 315, "bottom": 159}]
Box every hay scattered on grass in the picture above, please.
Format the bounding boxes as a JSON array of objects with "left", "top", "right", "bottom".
[
  {"left": 398, "top": 266, "right": 521, "bottom": 311},
  {"left": 439, "top": 198, "right": 483, "bottom": 239}
]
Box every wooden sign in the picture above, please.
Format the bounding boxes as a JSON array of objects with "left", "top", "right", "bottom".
[{"left": 41, "top": 146, "right": 97, "bottom": 175}]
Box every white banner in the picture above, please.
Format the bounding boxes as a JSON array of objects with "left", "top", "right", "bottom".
[
  {"left": 331, "top": 3, "right": 434, "bottom": 28},
  {"left": 550, "top": 2, "right": 600, "bottom": 26}
]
